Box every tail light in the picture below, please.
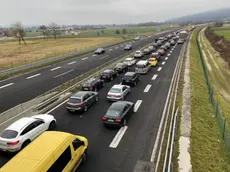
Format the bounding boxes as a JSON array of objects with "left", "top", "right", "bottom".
[
  {"left": 90, "top": 87, "right": 93, "bottom": 91},
  {"left": 79, "top": 104, "right": 83, "bottom": 107},
  {"left": 115, "top": 95, "right": 121, "bottom": 98},
  {"left": 7, "top": 141, "right": 19, "bottom": 146},
  {"left": 115, "top": 119, "right": 121, "bottom": 123},
  {"left": 102, "top": 117, "right": 107, "bottom": 121}
]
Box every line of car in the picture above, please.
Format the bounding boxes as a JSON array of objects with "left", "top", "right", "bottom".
[{"left": 0, "top": 31, "right": 182, "bottom": 171}]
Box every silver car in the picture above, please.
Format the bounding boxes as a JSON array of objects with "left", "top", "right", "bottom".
[{"left": 107, "top": 84, "right": 131, "bottom": 101}]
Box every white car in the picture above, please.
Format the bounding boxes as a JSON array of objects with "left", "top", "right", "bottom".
[
  {"left": 124, "top": 57, "right": 136, "bottom": 66},
  {"left": 134, "top": 37, "right": 140, "bottom": 41},
  {"left": 134, "top": 51, "right": 143, "bottom": 58},
  {"left": 107, "top": 84, "right": 131, "bottom": 101},
  {"left": 0, "top": 114, "right": 56, "bottom": 152}
]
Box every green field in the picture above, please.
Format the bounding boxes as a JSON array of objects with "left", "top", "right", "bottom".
[
  {"left": 188, "top": 29, "right": 230, "bottom": 172},
  {"left": 78, "top": 25, "right": 178, "bottom": 37},
  {"left": 213, "top": 25, "right": 230, "bottom": 40}
]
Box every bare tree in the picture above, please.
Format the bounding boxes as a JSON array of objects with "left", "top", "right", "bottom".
[
  {"left": 12, "top": 21, "right": 26, "bottom": 45},
  {"left": 40, "top": 25, "right": 49, "bottom": 40},
  {"left": 49, "top": 22, "right": 59, "bottom": 40}
]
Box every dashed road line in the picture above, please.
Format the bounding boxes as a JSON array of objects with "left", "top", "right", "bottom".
[
  {"left": 26, "top": 73, "right": 41, "bottom": 79},
  {"left": 109, "top": 49, "right": 113, "bottom": 51},
  {"left": 0, "top": 83, "right": 14, "bottom": 90},
  {"left": 134, "top": 100, "right": 142, "bottom": 112},
  {"left": 100, "top": 55, "right": 108, "bottom": 60},
  {"left": 53, "top": 69, "right": 74, "bottom": 79},
  {"left": 109, "top": 126, "right": 128, "bottom": 148},
  {"left": 151, "top": 74, "right": 158, "bottom": 80},
  {"left": 144, "top": 85, "right": 152, "bottom": 93},
  {"left": 170, "top": 50, "right": 172, "bottom": 53},
  {"left": 68, "top": 61, "right": 76, "bottom": 65},
  {"left": 165, "top": 57, "right": 168, "bottom": 60},
  {"left": 81, "top": 57, "right": 88, "bottom": 60},
  {"left": 167, "top": 54, "right": 171, "bottom": 56},
  {"left": 92, "top": 54, "right": 97, "bottom": 57},
  {"left": 50, "top": 66, "right": 61, "bottom": 71},
  {"left": 115, "top": 47, "right": 119, "bottom": 49},
  {"left": 162, "top": 61, "right": 166, "bottom": 65},
  {"left": 157, "top": 67, "right": 162, "bottom": 72}
]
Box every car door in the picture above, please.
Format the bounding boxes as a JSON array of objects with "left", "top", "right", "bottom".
[
  {"left": 32, "top": 120, "right": 46, "bottom": 137},
  {"left": 122, "top": 105, "right": 129, "bottom": 120},
  {"left": 83, "top": 94, "right": 91, "bottom": 107},
  {"left": 70, "top": 138, "right": 85, "bottom": 170},
  {"left": 123, "top": 86, "right": 129, "bottom": 96}
]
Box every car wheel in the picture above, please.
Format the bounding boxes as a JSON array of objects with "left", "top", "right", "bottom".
[
  {"left": 95, "top": 96, "right": 99, "bottom": 102},
  {"left": 95, "top": 87, "right": 97, "bottom": 92},
  {"left": 82, "top": 150, "right": 87, "bottom": 162},
  {"left": 123, "top": 119, "right": 127, "bottom": 126},
  {"left": 49, "top": 120, "right": 56, "bottom": 130},
  {"left": 21, "top": 140, "right": 31, "bottom": 150},
  {"left": 134, "top": 81, "right": 137, "bottom": 86},
  {"left": 111, "top": 76, "right": 113, "bottom": 81},
  {"left": 84, "top": 106, "right": 88, "bottom": 112}
]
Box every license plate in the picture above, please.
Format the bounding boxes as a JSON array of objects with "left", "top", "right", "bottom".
[
  {"left": 108, "top": 119, "right": 114, "bottom": 122},
  {"left": 84, "top": 88, "right": 89, "bottom": 90},
  {"left": 102, "top": 76, "right": 106, "bottom": 78},
  {"left": 125, "top": 80, "right": 130, "bottom": 82}
]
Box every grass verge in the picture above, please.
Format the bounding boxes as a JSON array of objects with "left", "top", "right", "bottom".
[
  {"left": 213, "top": 28, "right": 230, "bottom": 40},
  {"left": 189, "top": 29, "right": 230, "bottom": 172},
  {"left": 0, "top": 37, "right": 123, "bottom": 70}
]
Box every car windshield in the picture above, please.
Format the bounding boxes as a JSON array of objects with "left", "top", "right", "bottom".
[
  {"left": 135, "top": 51, "right": 141, "bottom": 54},
  {"left": 68, "top": 98, "right": 81, "bottom": 103},
  {"left": 136, "top": 64, "right": 145, "bottom": 68},
  {"left": 109, "top": 88, "right": 121, "bottom": 93},
  {"left": 106, "top": 109, "right": 121, "bottom": 117},
  {"left": 124, "top": 59, "right": 132, "bottom": 62},
  {"left": 0, "top": 129, "right": 18, "bottom": 139}
]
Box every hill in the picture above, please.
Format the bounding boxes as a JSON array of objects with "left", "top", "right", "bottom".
[{"left": 167, "top": 7, "right": 230, "bottom": 24}]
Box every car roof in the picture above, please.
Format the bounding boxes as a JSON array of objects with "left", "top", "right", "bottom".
[
  {"left": 125, "top": 57, "right": 134, "bottom": 60},
  {"left": 103, "top": 69, "right": 113, "bottom": 73},
  {"left": 6, "top": 117, "right": 35, "bottom": 131},
  {"left": 124, "top": 72, "right": 135, "bottom": 76},
  {"left": 72, "top": 91, "right": 88, "bottom": 98},
  {"left": 111, "top": 84, "right": 124, "bottom": 89},
  {"left": 84, "top": 78, "right": 96, "bottom": 84},
  {"left": 136, "top": 60, "right": 148, "bottom": 64},
  {"left": 135, "top": 51, "right": 141, "bottom": 53}
]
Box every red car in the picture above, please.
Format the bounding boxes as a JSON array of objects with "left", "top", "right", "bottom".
[
  {"left": 151, "top": 52, "right": 161, "bottom": 61},
  {"left": 157, "top": 49, "right": 166, "bottom": 56}
]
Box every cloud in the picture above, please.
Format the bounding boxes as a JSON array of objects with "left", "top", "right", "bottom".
[{"left": 0, "top": 0, "right": 230, "bottom": 26}]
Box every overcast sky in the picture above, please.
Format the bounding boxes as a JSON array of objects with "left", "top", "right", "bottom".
[{"left": 0, "top": 0, "right": 230, "bottom": 26}]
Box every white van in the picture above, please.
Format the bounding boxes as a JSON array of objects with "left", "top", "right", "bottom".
[{"left": 135, "top": 60, "right": 151, "bottom": 74}]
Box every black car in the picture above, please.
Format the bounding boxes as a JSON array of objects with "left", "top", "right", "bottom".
[
  {"left": 124, "top": 44, "right": 132, "bottom": 50},
  {"left": 66, "top": 91, "right": 98, "bottom": 112},
  {"left": 100, "top": 69, "right": 118, "bottom": 81},
  {"left": 157, "top": 49, "right": 166, "bottom": 56},
  {"left": 95, "top": 48, "right": 105, "bottom": 54},
  {"left": 102, "top": 101, "right": 134, "bottom": 127},
  {"left": 114, "top": 63, "right": 128, "bottom": 73},
  {"left": 121, "top": 72, "right": 140, "bottom": 86},
  {"left": 81, "top": 78, "right": 104, "bottom": 92}
]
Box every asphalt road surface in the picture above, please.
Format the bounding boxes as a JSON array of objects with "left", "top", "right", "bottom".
[
  {"left": 0, "top": 42, "right": 183, "bottom": 172},
  {"left": 0, "top": 30, "right": 175, "bottom": 113}
]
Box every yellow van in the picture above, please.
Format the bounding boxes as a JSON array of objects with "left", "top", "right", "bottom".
[{"left": 0, "top": 131, "right": 88, "bottom": 172}]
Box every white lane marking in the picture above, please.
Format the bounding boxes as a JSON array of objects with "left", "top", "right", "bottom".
[
  {"left": 109, "top": 126, "right": 128, "bottom": 148},
  {"left": 53, "top": 69, "right": 74, "bottom": 79},
  {"left": 165, "top": 57, "right": 168, "bottom": 60},
  {"left": 109, "top": 49, "right": 113, "bottom": 51},
  {"left": 162, "top": 61, "right": 166, "bottom": 65},
  {"left": 157, "top": 67, "right": 162, "bottom": 72},
  {"left": 144, "top": 84, "right": 152, "bottom": 93},
  {"left": 134, "top": 100, "right": 142, "bottom": 112},
  {"left": 167, "top": 54, "right": 171, "bottom": 56},
  {"left": 115, "top": 47, "right": 119, "bottom": 49},
  {"left": 81, "top": 57, "right": 88, "bottom": 60},
  {"left": 68, "top": 61, "right": 76, "bottom": 65},
  {"left": 170, "top": 50, "right": 172, "bottom": 53},
  {"left": 26, "top": 73, "right": 41, "bottom": 79},
  {"left": 47, "top": 99, "right": 69, "bottom": 113},
  {"left": 50, "top": 66, "right": 61, "bottom": 71},
  {"left": 100, "top": 55, "right": 108, "bottom": 60},
  {"left": 0, "top": 83, "right": 14, "bottom": 90},
  {"left": 151, "top": 74, "right": 158, "bottom": 80},
  {"left": 92, "top": 54, "right": 97, "bottom": 57},
  {"left": 120, "top": 45, "right": 124, "bottom": 47}
]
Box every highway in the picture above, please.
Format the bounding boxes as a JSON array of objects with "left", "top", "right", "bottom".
[
  {"left": 0, "top": 31, "right": 174, "bottom": 113},
  {"left": 0, "top": 41, "right": 183, "bottom": 171}
]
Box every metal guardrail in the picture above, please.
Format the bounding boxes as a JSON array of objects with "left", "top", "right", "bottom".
[{"left": 158, "top": 33, "right": 191, "bottom": 172}]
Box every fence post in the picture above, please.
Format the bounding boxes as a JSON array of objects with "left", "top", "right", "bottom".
[{"left": 223, "top": 119, "right": 226, "bottom": 139}]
